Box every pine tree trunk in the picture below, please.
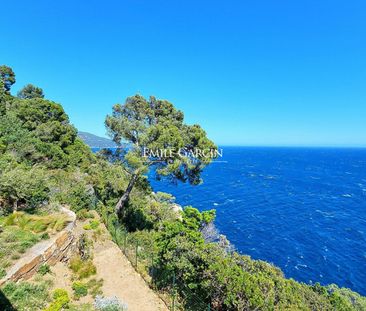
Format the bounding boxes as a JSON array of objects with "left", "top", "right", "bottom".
[
  {"left": 13, "top": 200, "right": 18, "bottom": 212},
  {"left": 115, "top": 173, "right": 139, "bottom": 220}
]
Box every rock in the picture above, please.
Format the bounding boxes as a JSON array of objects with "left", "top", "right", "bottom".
[
  {"left": 171, "top": 203, "right": 183, "bottom": 213},
  {"left": 0, "top": 207, "right": 77, "bottom": 285}
]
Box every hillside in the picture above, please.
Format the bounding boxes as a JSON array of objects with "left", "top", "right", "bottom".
[{"left": 78, "top": 131, "right": 117, "bottom": 148}]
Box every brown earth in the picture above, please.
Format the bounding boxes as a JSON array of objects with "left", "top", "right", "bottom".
[{"left": 50, "top": 215, "right": 169, "bottom": 311}]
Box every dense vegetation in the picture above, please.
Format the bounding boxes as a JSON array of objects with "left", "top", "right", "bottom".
[{"left": 0, "top": 65, "right": 365, "bottom": 310}]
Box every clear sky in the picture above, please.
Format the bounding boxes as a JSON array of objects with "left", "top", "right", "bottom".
[{"left": 1, "top": 0, "right": 365, "bottom": 147}]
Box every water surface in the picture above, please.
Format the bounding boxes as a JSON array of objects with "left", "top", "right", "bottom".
[{"left": 149, "top": 147, "right": 366, "bottom": 295}]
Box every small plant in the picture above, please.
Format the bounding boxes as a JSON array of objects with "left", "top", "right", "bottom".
[
  {"left": 44, "top": 288, "right": 70, "bottom": 311},
  {"left": 77, "top": 209, "right": 95, "bottom": 220},
  {"left": 72, "top": 281, "right": 88, "bottom": 299},
  {"left": 40, "top": 232, "right": 50, "bottom": 240},
  {"left": 78, "top": 260, "right": 97, "bottom": 279},
  {"left": 94, "top": 295, "right": 128, "bottom": 311},
  {"left": 70, "top": 255, "right": 83, "bottom": 272},
  {"left": 68, "top": 303, "right": 95, "bottom": 311},
  {"left": 69, "top": 255, "right": 96, "bottom": 279},
  {"left": 78, "top": 233, "right": 92, "bottom": 260},
  {"left": 90, "top": 219, "right": 100, "bottom": 229},
  {"left": 87, "top": 278, "right": 104, "bottom": 297},
  {"left": 92, "top": 227, "right": 103, "bottom": 241},
  {"left": 83, "top": 219, "right": 100, "bottom": 231},
  {"left": 83, "top": 223, "right": 92, "bottom": 230},
  {"left": 53, "top": 288, "right": 69, "bottom": 300},
  {"left": 0, "top": 268, "right": 6, "bottom": 278},
  {"left": 38, "top": 263, "right": 51, "bottom": 275}
]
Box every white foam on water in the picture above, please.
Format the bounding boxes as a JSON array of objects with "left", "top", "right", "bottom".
[{"left": 342, "top": 194, "right": 353, "bottom": 198}]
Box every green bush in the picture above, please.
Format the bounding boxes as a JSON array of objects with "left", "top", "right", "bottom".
[
  {"left": 77, "top": 208, "right": 95, "bottom": 220},
  {"left": 38, "top": 264, "right": 51, "bottom": 275},
  {"left": 83, "top": 223, "right": 92, "bottom": 230},
  {"left": 0, "top": 166, "right": 49, "bottom": 211},
  {"left": 72, "top": 281, "right": 88, "bottom": 299},
  {"left": 90, "top": 219, "right": 100, "bottom": 229},
  {"left": 44, "top": 289, "right": 70, "bottom": 311},
  {"left": 87, "top": 278, "right": 104, "bottom": 298},
  {"left": 56, "top": 181, "right": 95, "bottom": 213},
  {"left": 84, "top": 219, "right": 100, "bottom": 230},
  {"left": 40, "top": 232, "right": 50, "bottom": 240},
  {"left": 69, "top": 255, "right": 96, "bottom": 279},
  {"left": 0, "top": 268, "right": 6, "bottom": 278},
  {"left": 68, "top": 303, "right": 96, "bottom": 311},
  {"left": 150, "top": 207, "right": 366, "bottom": 311}
]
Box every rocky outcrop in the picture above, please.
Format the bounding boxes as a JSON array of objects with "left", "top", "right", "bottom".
[
  {"left": 171, "top": 203, "right": 183, "bottom": 214},
  {"left": 0, "top": 207, "right": 76, "bottom": 285}
]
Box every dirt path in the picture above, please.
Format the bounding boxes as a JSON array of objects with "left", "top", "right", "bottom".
[
  {"left": 47, "top": 214, "right": 169, "bottom": 311},
  {"left": 93, "top": 238, "right": 168, "bottom": 311}
]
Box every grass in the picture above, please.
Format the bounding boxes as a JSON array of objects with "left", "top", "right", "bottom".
[
  {"left": 2, "top": 212, "right": 69, "bottom": 233},
  {"left": 0, "top": 212, "right": 69, "bottom": 277},
  {"left": 0, "top": 225, "right": 40, "bottom": 276}
]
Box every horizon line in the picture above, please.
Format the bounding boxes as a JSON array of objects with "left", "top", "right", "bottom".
[{"left": 79, "top": 131, "right": 366, "bottom": 149}]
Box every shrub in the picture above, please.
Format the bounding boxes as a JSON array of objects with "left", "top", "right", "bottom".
[
  {"left": 69, "top": 255, "right": 96, "bottom": 279},
  {"left": 78, "top": 233, "right": 92, "bottom": 260},
  {"left": 90, "top": 219, "right": 100, "bottom": 229},
  {"left": 56, "top": 181, "right": 95, "bottom": 213},
  {"left": 83, "top": 219, "right": 100, "bottom": 231},
  {"left": 44, "top": 289, "right": 70, "bottom": 311},
  {"left": 53, "top": 288, "right": 69, "bottom": 300},
  {"left": 78, "top": 261, "right": 97, "bottom": 279},
  {"left": 87, "top": 278, "right": 104, "bottom": 298},
  {"left": 38, "top": 264, "right": 51, "bottom": 275},
  {"left": 40, "top": 232, "right": 50, "bottom": 240},
  {"left": 0, "top": 166, "right": 49, "bottom": 211},
  {"left": 68, "top": 303, "right": 96, "bottom": 311},
  {"left": 72, "top": 281, "right": 88, "bottom": 299},
  {"left": 77, "top": 209, "right": 95, "bottom": 220},
  {"left": 94, "top": 295, "right": 128, "bottom": 311},
  {"left": 0, "top": 268, "right": 6, "bottom": 278},
  {"left": 70, "top": 255, "right": 83, "bottom": 272},
  {"left": 83, "top": 223, "right": 92, "bottom": 230}
]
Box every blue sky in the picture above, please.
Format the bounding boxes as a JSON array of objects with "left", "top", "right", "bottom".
[{"left": 1, "top": 0, "right": 365, "bottom": 146}]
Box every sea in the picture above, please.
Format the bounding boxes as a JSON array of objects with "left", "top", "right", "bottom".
[{"left": 148, "top": 147, "right": 366, "bottom": 295}]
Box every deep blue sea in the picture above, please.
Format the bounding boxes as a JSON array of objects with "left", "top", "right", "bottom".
[{"left": 149, "top": 147, "right": 366, "bottom": 295}]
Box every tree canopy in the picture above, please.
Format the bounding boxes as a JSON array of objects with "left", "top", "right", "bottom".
[
  {"left": 0, "top": 65, "right": 15, "bottom": 93},
  {"left": 105, "top": 94, "right": 218, "bottom": 219},
  {"left": 17, "top": 84, "right": 44, "bottom": 99}
]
